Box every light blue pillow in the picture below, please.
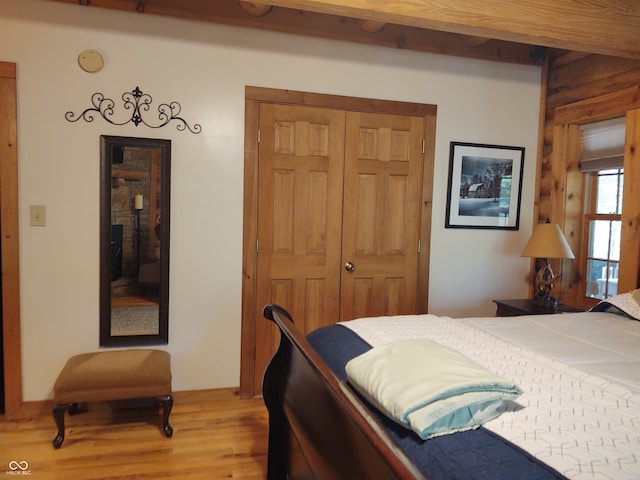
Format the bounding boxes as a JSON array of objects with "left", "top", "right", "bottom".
[{"left": 345, "top": 339, "right": 522, "bottom": 440}]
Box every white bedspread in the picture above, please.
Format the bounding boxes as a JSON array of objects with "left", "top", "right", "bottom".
[
  {"left": 340, "top": 311, "right": 640, "bottom": 479},
  {"left": 466, "top": 312, "right": 640, "bottom": 392}
]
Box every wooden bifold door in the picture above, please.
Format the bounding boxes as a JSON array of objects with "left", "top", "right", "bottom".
[{"left": 241, "top": 88, "right": 436, "bottom": 397}]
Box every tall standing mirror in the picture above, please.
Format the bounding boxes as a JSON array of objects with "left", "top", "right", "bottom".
[{"left": 100, "top": 136, "right": 171, "bottom": 346}]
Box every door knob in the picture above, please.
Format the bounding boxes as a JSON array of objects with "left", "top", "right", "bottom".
[{"left": 344, "top": 261, "right": 355, "bottom": 272}]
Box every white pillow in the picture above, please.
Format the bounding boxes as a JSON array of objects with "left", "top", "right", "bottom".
[{"left": 345, "top": 339, "right": 522, "bottom": 439}]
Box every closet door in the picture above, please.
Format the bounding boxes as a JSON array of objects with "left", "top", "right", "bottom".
[
  {"left": 340, "top": 112, "right": 424, "bottom": 320},
  {"left": 250, "top": 101, "right": 428, "bottom": 395},
  {"left": 253, "top": 103, "right": 346, "bottom": 393}
]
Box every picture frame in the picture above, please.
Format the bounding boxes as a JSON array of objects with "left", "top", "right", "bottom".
[{"left": 445, "top": 141, "right": 525, "bottom": 230}]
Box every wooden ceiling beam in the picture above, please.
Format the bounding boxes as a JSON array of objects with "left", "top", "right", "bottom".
[
  {"left": 266, "top": 0, "right": 640, "bottom": 59},
  {"left": 465, "top": 36, "right": 491, "bottom": 48},
  {"left": 46, "top": 0, "right": 540, "bottom": 64}
]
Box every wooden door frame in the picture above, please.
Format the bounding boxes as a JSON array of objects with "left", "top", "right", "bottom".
[
  {"left": 240, "top": 86, "right": 436, "bottom": 398},
  {"left": 0, "top": 62, "right": 22, "bottom": 418}
]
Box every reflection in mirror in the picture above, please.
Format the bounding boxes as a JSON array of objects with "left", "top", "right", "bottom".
[{"left": 100, "top": 136, "right": 170, "bottom": 347}]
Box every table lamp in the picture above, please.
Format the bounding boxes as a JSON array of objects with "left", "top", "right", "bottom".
[{"left": 521, "top": 221, "right": 575, "bottom": 309}]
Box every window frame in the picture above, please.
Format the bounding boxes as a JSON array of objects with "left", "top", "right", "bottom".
[
  {"left": 580, "top": 168, "right": 623, "bottom": 301},
  {"left": 550, "top": 96, "right": 640, "bottom": 310}
]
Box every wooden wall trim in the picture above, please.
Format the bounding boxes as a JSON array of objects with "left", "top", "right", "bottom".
[
  {"left": 0, "top": 62, "right": 16, "bottom": 78},
  {"left": 240, "top": 94, "right": 260, "bottom": 399},
  {"left": 0, "top": 61, "right": 22, "bottom": 418},
  {"left": 619, "top": 109, "right": 640, "bottom": 293},
  {"left": 417, "top": 114, "right": 435, "bottom": 314},
  {"left": 527, "top": 57, "right": 550, "bottom": 297},
  {"left": 560, "top": 124, "right": 585, "bottom": 305},
  {"left": 554, "top": 86, "right": 640, "bottom": 126},
  {"left": 549, "top": 123, "right": 584, "bottom": 306},
  {"left": 245, "top": 86, "right": 438, "bottom": 116}
]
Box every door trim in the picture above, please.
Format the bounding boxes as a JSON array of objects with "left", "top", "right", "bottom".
[
  {"left": 0, "top": 61, "right": 22, "bottom": 417},
  {"left": 240, "top": 86, "right": 436, "bottom": 397}
]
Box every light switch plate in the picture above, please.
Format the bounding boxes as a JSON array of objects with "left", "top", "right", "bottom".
[{"left": 29, "top": 205, "right": 46, "bottom": 226}]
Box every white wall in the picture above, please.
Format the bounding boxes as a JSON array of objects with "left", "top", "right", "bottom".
[{"left": 0, "top": 0, "right": 541, "bottom": 401}]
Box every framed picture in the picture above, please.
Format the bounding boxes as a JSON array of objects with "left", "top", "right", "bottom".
[{"left": 445, "top": 141, "right": 525, "bottom": 230}]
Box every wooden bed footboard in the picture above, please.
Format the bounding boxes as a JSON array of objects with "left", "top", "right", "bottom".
[{"left": 262, "top": 304, "right": 426, "bottom": 480}]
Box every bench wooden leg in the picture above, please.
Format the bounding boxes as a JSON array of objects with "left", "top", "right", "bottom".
[
  {"left": 52, "top": 403, "right": 74, "bottom": 449},
  {"left": 156, "top": 395, "right": 173, "bottom": 438}
]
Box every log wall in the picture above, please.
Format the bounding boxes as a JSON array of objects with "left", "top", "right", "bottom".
[
  {"left": 539, "top": 51, "right": 640, "bottom": 222},
  {"left": 538, "top": 51, "right": 640, "bottom": 306}
]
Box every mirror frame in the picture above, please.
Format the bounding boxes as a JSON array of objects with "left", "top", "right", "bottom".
[{"left": 99, "top": 135, "right": 171, "bottom": 346}]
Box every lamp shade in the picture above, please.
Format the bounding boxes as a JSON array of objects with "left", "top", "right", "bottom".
[{"left": 521, "top": 223, "right": 575, "bottom": 259}]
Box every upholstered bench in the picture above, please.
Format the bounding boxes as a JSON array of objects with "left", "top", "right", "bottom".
[{"left": 52, "top": 349, "right": 173, "bottom": 448}]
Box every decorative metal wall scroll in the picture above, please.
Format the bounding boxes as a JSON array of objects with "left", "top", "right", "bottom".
[{"left": 65, "top": 86, "right": 202, "bottom": 134}]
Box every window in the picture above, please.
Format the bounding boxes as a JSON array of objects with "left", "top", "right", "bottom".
[
  {"left": 580, "top": 117, "right": 625, "bottom": 300},
  {"left": 583, "top": 168, "right": 623, "bottom": 299}
]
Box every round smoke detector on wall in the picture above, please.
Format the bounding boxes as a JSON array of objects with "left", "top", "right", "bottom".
[{"left": 78, "top": 49, "right": 104, "bottom": 73}]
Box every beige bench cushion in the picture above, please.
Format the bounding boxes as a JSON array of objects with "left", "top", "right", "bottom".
[{"left": 54, "top": 349, "right": 171, "bottom": 404}]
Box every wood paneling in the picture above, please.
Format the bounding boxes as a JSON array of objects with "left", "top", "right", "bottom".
[
  {"left": 553, "top": 86, "right": 640, "bottom": 126},
  {"left": 0, "top": 61, "right": 21, "bottom": 418},
  {"left": 540, "top": 53, "right": 640, "bottom": 230},
  {"left": 549, "top": 123, "right": 583, "bottom": 302},
  {"left": 541, "top": 52, "right": 640, "bottom": 306},
  {"left": 619, "top": 109, "right": 640, "bottom": 293}
]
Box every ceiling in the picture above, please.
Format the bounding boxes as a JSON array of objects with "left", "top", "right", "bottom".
[{"left": 47, "top": 0, "right": 640, "bottom": 64}]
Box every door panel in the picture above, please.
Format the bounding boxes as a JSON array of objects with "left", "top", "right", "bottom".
[
  {"left": 242, "top": 88, "right": 436, "bottom": 398},
  {"left": 254, "top": 103, "right": 345, "bottom": 393},
  {"left": 251, "top": 104, "right": 427, "bottom": 394},
  {"left": 340, "top": 112, "right": 424, "bottom": 320}
]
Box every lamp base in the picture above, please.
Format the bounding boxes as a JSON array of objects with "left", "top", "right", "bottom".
[
  {"left": 532, "top": 294, "right": 558, "bottom": 311},
  {"left": 533, "top": 260, "right": 560, "bottom": 311}
]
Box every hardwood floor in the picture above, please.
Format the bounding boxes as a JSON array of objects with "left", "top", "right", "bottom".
[
  {"left": 111, "top": 295, "right": 158, "bottom": 307},
  {"left": 0, "top": 389, "right": 268, "bottom": 479}
]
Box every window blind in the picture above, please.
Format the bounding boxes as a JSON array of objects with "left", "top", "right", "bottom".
[{"left": 580, "top": 117, "right": 625, "bottom": 172}]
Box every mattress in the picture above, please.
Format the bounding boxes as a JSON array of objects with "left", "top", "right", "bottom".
[
  {"left": 335, "top": 311, "right": 640, "bottom": 479},
  {"left": 308, "top": 324, "right": 565, "bottom": 480},
  {"left": 464, "top": 312, "right": 640, "bottom": 392}
]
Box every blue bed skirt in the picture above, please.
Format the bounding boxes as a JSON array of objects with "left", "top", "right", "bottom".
[{"left": 307, "top": 324, "right": 567, "bottom": 480}]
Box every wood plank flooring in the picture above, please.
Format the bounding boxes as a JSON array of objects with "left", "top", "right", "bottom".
[
  {"left": 0, "top": 389, "right": 268, "bottom": 479},
  {"left": 111, "top": 295, "right": 158, "bottom": 307}
]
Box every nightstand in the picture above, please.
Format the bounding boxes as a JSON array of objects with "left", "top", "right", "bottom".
[{"left": 493, "top": 298, "right": 583, "bottom": 317}]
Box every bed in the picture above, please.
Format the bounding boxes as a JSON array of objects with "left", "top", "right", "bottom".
[{"left": 261, "top": 289, "right": 640, "bottom": 480}]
